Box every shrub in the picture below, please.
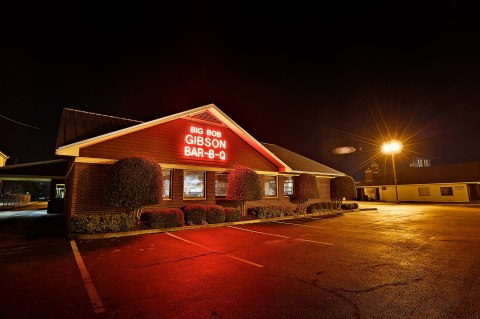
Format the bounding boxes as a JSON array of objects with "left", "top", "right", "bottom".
[
  {"left": 341, "top": 203, "right": 358, "bottom": 210},
  {"left": 330, "top": 175, "right": 356, "bottom": 204},
  {"left": 70, "top": 213, "right": 135, "bottom": 233},
  {"left": 226, "top": 165, "right": 263, "bottom": 215},
  {"left": 306, "top": 203, "right": 322, "bottom": 214},
  {"left": 321, "top": 202, "right": 329, "bottom": 210},
  {"left": 147, "top": 209, "right": 184, "bottom": 228},
  {"left": 248, "top": 206, "right": 295, "bottom": 219},
  {"left": 327, "top": 202, "right": 334, "bottom": 210},
  {"left": 224, "top": 207, "right": 241, "bottom": 222},
  {"left": 206, "top": 205, "right": 226, "bottom": 224},
  {"left": 294, "top": 174, "right": 320, "bottom": 212},
  {"left": 184, "top": 205, "right": 207, "bottom": 225},
  {"left": 105, "top": 157, "right": 163, "bottom": 223}
]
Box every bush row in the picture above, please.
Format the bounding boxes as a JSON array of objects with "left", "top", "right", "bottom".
[
  {"left": 70, "top": 213, "right": 136, "bottom": 233},
  {"left": 306, "top": 202, "right": 341, "bottom": 213},
  {"left": 248, "top": 206, "right": 300, "bottom": 219},
  {"left": 145, "top": 205, "right": 242, "bottom": 228},
  {"left": 341, "top": 203, "right": 359, "bottom": 210}
]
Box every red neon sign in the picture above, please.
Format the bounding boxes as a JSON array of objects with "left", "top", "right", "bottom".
[{"left": 184, "top": 125, "right": 227, "bottom": 160}]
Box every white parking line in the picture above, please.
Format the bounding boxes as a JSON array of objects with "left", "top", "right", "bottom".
[
  {"left": 165, "top": 232, "right": 264, "bottom": 268},
  {"left": 271, "top": 220, "right": 332, "bottom": 229},
  {"left": 228, "top": 226, "right": 335, "bottom": 246},
  {"left": 70, "top": 240, "right": 105, "bottom": 314}
]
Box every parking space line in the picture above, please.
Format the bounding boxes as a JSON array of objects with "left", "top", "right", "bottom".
[
  {"left": 228, "top": 226, "right": 335, "bottom": 246},
  {"left": 165, "top": 232, "right": 264, "bottom": 268},
  {"left": 70, "top": 240, "right": 105, "bottom": 314},
  {"left": 271, "top": 220, "right": 332, "bottom": 229}
]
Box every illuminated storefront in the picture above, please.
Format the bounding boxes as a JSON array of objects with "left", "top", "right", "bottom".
[{"left": 54, "top": 104, "right": 345, "bottom": 219}]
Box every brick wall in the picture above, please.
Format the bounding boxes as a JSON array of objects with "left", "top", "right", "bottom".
[
  {"left": 66, "top": 163, "right": 335, "bottom": 217},
  {"left": 68, "top": 162, "right": 128, "bottom": 217}
]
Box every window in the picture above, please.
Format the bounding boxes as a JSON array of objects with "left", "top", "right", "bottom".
[
  {"left": 418, "top": 187, "right": 430, "bottom": 196},
  {"left": 183, "top": 170, "right": 206, "bottom": 199},
  {"left": 264, "top": 175, "right": 277, "bottom": 197},
  {"left": 162, "top": 169, "right": 172, "bottom": 199},
  {"left": 55, "top": 184, "right": 65, "bottom": 199},
  {"left": 215, "top": 173, "right": 228, "bottom": 197},
  {"left": 283, "top": 176, "right": 294, "bottom": 196},
  {"left": 440, "top": 187, "right": 453, "bottom": 196}
]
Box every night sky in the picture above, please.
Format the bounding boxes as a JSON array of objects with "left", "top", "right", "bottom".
[{"left": 1, "top": 2, "right": 479, "bottom": 180}]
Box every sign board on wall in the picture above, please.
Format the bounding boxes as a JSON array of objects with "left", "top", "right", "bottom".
[{"left": 184, "top": 124, "right": 227, "bottom": 160}]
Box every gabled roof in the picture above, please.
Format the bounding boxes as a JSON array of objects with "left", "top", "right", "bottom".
[
  {"left": 359, "top": 161, "right": 480, "bottom": 186},
  {"left": 56, "top": 108, "right": 142, "bottom": 148},
  {"left": 56, "top": 104, "right": 290, "bottom": 171},
  {"left": 262, "top": 143, "right": 344, "bottom": 176},
  {"left": 54, "top": 104, "right": 346, "bottom": 177}
]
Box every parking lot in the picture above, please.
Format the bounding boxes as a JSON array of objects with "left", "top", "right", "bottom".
[{"left": 1, "top": 203, "right": 480, "bottom": 318}]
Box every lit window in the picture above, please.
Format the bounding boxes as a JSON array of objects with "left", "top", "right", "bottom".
[
  {"left": 183, "top": 170, "right": 206, "bottom": 199},
  {"left": 284, "top": 176, "right": 294, "bottom": 196},
  {"left": 440, "top": 187, "right": 453, "bottom": 196},
  {"left": 55, "top": 184, "right": 65, "bottom": 199},
  {"left": 162, "top": 169, "right": 172, "bottom": 199},
  {"left": 215, "top": 173, "right": 228, "bottom": 197},
  {"left": 418, "top": 187, "right": 430, "bottom": 196},
  {"left": 264, "top": 175, "right": 277, "bottom": 197}
]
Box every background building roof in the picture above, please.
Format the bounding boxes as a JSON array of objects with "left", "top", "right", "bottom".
[{"left": 261, "top": 143, "right": 344, "bottom": 176}]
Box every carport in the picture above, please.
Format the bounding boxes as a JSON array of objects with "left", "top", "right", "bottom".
[{"left": 0, "top": 159, "right": 68, "bottom": 213}]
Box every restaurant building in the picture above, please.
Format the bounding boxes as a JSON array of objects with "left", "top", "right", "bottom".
[{"left": 54, "top": 104, "right": 345, "bottom": 219}]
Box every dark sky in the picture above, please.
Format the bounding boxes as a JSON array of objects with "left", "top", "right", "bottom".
[{"left": 1, "top": 2, "right": 479, "bottom": 180}]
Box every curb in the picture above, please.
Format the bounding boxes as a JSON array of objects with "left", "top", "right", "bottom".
[{"left": 70, "top": 210, "right": 348, "bottom": 240}]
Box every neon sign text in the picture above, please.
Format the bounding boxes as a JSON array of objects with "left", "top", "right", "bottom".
[{"left": 184, "top": 125, "right": 227, "bottom": 160}]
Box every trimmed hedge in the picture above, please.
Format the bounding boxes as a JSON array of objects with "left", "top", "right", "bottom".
[
  {"left": 206, "top": 205, "right": 226, "bottom": 224},
  {"left": 224, "top": 207, "right": 241, "bottom": 222},
  {"left": 70, "top": 213, "right": 135, "bottom": 234},
  {"left": 147, "top": 209, "right": 184, "bottom": 228},
  {"left": 306, "top": 203, "right": 322, "bottom": 213},
  {"left": 248, "top": 206, "right": 297, "bottom": 219},
  {"left": 341, "top": 203, "right": 359, "bottom": 210},
  {"left": 184, "top": 205, "right": 207, "bottom": 225}
]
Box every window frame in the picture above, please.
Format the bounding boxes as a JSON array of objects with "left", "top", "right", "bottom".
[
  {"left": 283, "top": 176, "right": 294, "bottom": 197},
  {"left": 183, "top": 170, "right": 207, "bottom": 200},
  {"left": 162, "top": 169, "right": 173, "bottom": 200},
  {"left": 418, "top": 186, "right": 430, "bottom": 196},
  {"left": 440, "top": 186, "right": 453, "bottom": 196},
  {"left": 263, "top": 175, "right": 278, "bottom": 198},
  {"left": 215, "top": 173, "right": 229, "bottom": 197}
]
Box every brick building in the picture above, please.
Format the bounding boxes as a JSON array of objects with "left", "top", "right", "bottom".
[{"left": 52, "top": 104, "right": 346, "bottom": 219}]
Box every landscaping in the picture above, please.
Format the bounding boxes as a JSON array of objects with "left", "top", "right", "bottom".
[{"left": 69, "top": 202, "right": 358, "bottom": 234}]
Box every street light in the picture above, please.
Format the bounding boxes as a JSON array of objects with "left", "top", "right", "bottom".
[{"left": 382, "top": 140, "right": 402, "bottom": 204}]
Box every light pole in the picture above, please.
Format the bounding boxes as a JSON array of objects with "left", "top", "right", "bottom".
[{"left": 382, "top": 140, "right": 402, "bottom": 204}]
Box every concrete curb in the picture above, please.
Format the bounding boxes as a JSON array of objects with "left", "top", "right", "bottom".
[{"left": 70, "top": 210, "right": 348, "bottom": 240}]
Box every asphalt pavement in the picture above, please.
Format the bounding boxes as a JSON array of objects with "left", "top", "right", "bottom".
[{"left": 1, "top": 202, "right": 480, "bottom": 318}]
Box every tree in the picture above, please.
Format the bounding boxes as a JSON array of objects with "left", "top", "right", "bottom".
[
  {"left": 226, "top": 165, "right": 262, "bottom": 215},
  {"left": 294, "top": 174, "right": 320, "bottom": 212},
  {"left": 330, "top": 175, "right": 356, "bottom": 204},
  {"left": 105, "top": 157, "right": 163, "bottom": 224}
]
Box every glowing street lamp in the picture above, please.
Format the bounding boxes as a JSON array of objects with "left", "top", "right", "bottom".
[{"left": 382, "top": 140, "right": 402, "bottom": 204}]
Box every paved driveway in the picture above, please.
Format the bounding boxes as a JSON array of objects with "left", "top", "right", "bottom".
[{"left": 1, "top": 203, "right": 480, "bottom": 318}]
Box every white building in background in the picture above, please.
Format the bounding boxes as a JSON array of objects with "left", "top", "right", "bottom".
[{"left": 358, "top": 161, "right": 480, "bottom": 203}]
